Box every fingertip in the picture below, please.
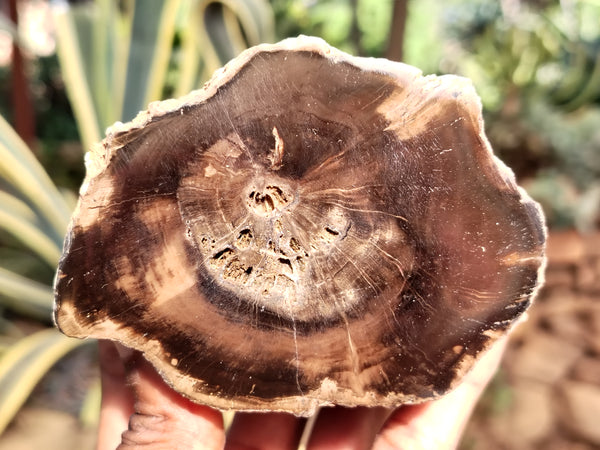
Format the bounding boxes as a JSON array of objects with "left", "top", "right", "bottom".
[
  {"left": 97, "top": 345, "right": 225, "bottom": 449},
  {"left": 226, "top": 411, "right": 305, "bottom": 450},
  {"left": 120, "top": 351, "right": 225, "bottom": 449},
  {"left": 97, "top": 341, "right": 135, "bottom": 450},
  {"left": 307, "top": 406, "right": 391, "bottom": 450}
]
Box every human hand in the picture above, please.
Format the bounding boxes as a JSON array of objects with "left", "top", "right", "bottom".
[{"left": 97, "top": 337, "right": 506, "bottom": 450}]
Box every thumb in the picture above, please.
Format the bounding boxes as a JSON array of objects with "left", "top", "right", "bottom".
[{"left": 99, "top": 341, "right": 225, "bottom": 450}]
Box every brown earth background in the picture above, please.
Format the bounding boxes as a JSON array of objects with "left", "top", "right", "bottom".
[{"left": 463, "top": 231, "right": 600, "bottom": 450}]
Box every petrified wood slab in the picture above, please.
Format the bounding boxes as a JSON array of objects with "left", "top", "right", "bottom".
[{"left": 54, "top": 36, "right": 546, "bottom": 416}]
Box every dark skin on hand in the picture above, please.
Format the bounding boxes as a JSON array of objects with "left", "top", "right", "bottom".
[{"left": 97, "top": 337, "right": 507, "bottom": 450}]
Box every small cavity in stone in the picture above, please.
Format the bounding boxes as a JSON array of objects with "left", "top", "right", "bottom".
[
  {"left": 278, "top": 257, "right": 293, "bottom": 274},
  {"left": 246, "top": 185, "right": 291, "bottom": 216},
  {"left": 325, "top": 226, "right": 340, "bottom": 236},
  {"left": 237, "top": 228, "right": 253, "bottom": 248},
  {"left": 211, "top": 248, "right": 233, "bottom": 267}
]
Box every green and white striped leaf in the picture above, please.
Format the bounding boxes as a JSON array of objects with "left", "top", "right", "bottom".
[
  {"left": 0, "top": 192, "right": 62, "bottom": 267},
  {"left": 0, "top": 328, "right": 90, "bottom": 435},
  {"left": 0, "top": 115, "right": 71, "bottom": 242},
  {"left": 0, "top": 268, "right": 54, "bottom": 322},
  {"left": 176, "top": 0, "right": 274, "bottom": 96}
]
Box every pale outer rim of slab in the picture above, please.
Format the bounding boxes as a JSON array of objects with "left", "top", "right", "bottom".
[{"left": 55, "top": 35, "right": 548, "bottom": 416}]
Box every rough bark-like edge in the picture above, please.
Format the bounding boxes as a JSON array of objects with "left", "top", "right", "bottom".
[{"left": 53, "top": 35, "right": 548, "bottom": 416}]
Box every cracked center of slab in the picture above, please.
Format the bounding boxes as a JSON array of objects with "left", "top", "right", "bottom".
[
  {"left": 246, "top": 184, "right": 293, "bottom": 216},
  {"left": 176, "top": 131, "right": 414, "bottom": 321}
]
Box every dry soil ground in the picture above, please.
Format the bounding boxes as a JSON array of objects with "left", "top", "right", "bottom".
[{"left": 463, "top": 231, "right": 600, "bottom": 450}]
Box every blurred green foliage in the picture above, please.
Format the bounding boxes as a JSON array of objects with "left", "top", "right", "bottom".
[
  {"left": 438, "top": 0, "right": 600, "bottom": 230},
  {"left": 271, "top": 0, "right": 393, "bottom": 56}
]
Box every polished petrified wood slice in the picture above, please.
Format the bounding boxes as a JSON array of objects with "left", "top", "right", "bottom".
[{"left": 54, "top": 36, "right": 546, "bottom": 416}]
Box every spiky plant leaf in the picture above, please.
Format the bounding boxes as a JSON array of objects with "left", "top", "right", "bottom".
[
  {"left": 0, "top": 115, "right": 71, "bottom": 242},
  {"left": 0, "top": 328, "right": 90, "bottom": 435},
  {"left": 0, "top": 192, "right": 62, "bottom": 267},
  {"left": 0, "top": 268, "right": 54, "bottom": 322}
]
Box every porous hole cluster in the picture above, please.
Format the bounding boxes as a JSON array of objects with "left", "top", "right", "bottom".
[{"left": 246, "top": 185, "right": 290, "bottom": 216}]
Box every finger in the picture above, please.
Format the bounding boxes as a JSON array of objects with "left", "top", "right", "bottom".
[
  {"left": 226, "top": 411, "right": 305, "bottom": 450},
  {"left": 117, "top": 348, "right": 225, "bottom": 450},
  {"left": 307, "top": 406, "right": 392, "bottom": 450},
  {"left": 373, "top": 337, "right": 508, "bottom": 450},
  {"left": 97, "top": 340, "right": 135, "bottom": 450}
]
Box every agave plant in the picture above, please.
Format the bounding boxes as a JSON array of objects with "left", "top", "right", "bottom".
[
  {"left": 0, "top": 111, "right": 82, "bottom": 434},
  {"left": 0, "top": 0, "right": 273, "bottom": 438},
  {"left": 53, "top": 0, "right": 274, "bottom": 152}
]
